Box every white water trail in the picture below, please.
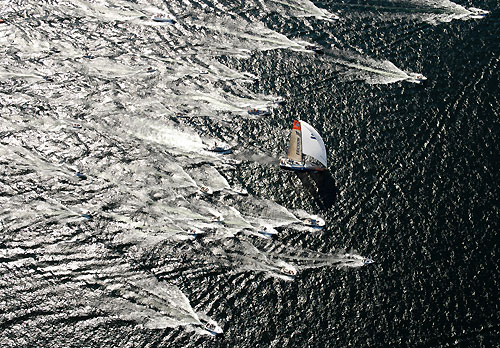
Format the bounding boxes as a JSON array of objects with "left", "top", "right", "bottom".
[
  {"left": 271, "top": 0, "right": 340, "bottom": 21},
  {"left": 328, "top": 48, "right": 426, "bottom": 84}
]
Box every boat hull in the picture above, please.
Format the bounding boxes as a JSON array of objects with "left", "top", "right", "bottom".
[
  {"left": 248, "top": 109, "right": 270, "bottom": 116},
  {"left": 258, "top": 231, "right": 276, "bottom": 239},
  {"left": 303, "top": 218, "right": 325, "bottom": 229},
  {"left": 280, "top": 163, "right": 326, "bottom": 172},
  {"left": 208, "top": 148, "right": 232, "bottom": 155},
  {"left": 280, "top": 267, "right": 297, "bottom": 278},
  {"left": 152, "top": 17, "right": 176, "bottom": 23}
]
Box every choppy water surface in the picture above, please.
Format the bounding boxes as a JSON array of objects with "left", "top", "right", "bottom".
[{"left": 0, "top": 0, "right": 498, "bottom": 347}]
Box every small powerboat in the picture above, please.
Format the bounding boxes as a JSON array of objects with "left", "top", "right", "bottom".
[
  {"left": 76, "top": 172, "right": 87, "bottom": 180},
  {"left": 210, "top": 215, "right": 224, "bottom": 224},
  {"left": 232, "top": 186, "right": 248, "bottom": 196},
  {"left": 407, "top": 72, "right": 427, "bottom": 84},
  {"left": 363, "top": 258, "right": 375, "bottom": 265},
  {"left": 151, "top": 13, "right": 176, "bottom": 23},
  {"left": 207, "top": 143, "right": 232, "bottom": 154},
  {"left": 248, "top": 108, "right": 270, "bottom": 116},
  {"left": 324, "top": 13, "right": 340, "bottom": 21},
  {"left": 280, "top": 267, "right": 297, "bottom": 277},
  {"left": 199, "top": 318, "right": 223, "bottom": 337},
  {"left": 72, "top": 123, "right": 82, "bottom": 129},
  {"left": 305, "top": 45, "right": 324, "bottom": 54},
  {"left": 303, "top": 217, "right": 325, "bottom": 229},
  {"left": 272, "top": 96, "right": 286, "bottom": 106},
  {"left": 257, "top": 226, "right": 277, "bottom": 239},
  {"left": 81, "top": 212, "right": 93, "bottom": 220},
  {"left": 200, "top": 186, "right": 213, "bottom": 195},
  {"left": 224, "top": 158, "right": 242, "bottom": 166},
  {"left": 187, "top": 228, "right": 207, "bottom": 238},
  {"left": 468, "top": 7, "right": 489, "bottom": 18}
]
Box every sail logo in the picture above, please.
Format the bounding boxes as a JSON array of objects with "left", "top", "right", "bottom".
[{"left": 295, "top": 131, "right": 301, "bottom": 156}]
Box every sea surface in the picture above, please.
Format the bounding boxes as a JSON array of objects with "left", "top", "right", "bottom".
[{"left": 0, "top": 0, "right": 499, "bottom": 347}]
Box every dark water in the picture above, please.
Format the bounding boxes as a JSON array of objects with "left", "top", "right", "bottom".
[{"left": 1, "top": 0, "right": 499, "bottom": 347}]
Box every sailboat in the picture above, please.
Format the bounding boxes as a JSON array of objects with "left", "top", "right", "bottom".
[{"left": 280, "top": 120, "right": 328, "bottom": 172}]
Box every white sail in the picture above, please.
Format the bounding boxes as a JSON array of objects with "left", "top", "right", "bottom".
[{"left": 299, "top": 120, "right": 327, "bottom": 167}]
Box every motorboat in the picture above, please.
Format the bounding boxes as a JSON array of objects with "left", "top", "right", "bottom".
[
  {"left": 207, "top": 142, "right": 232, "bottom": 154},
  {"left": 272, "top": 96, "right": 286, "bottom": 106},
  {"left": 223, "top": 158, "right": 242, "bottom": 166},
  {"left": 210, "top": 215, "right": 224, "bottom": 224},
  {"left": 363, "top": 258, "right": 375, "bottom": 265},
  {"left": 280, "top": 120, "right": 328, "bottom": 172},
  {"left": 280, "top": 267, "right": 297, "bottom": 277},
  {"left": 324, "top": 13, "right": 340, "bottom": 21},
  {"left": 407, "top": 72, "right": 427, "bottom": 84},
  {"left": 200, "top": 186, "right": 213, "bottom": 195},
  {"left": 248, "top": 108, "right": 271, "bottom": 116},
  {"left": 72, "top": 123, "right": 82, "bottom": 129},
  {"left": 344, "top": 253, "right": 375, "bottom": 265},
  {"left": 303, "top": 216, "right": 325, "bottom": 229},
  {"left": 232, "top": 185, "right": 248, "bottom": 196},
  {"left": 151, "top": 13, "right": 176, "bottom": 23},
  {"left": 187, "top": 228, "right": 207, "bottom": 238},
  {"left": 468, "top": 7, "right": 489, "bottom": 18},
  {"left": 199, "top": 318, "right": 223, "bottom": 337},
  {"left": 257, "top": 226, "right": 277, "bottom": 239},
  {"left": 81, "top": 212, "right": 93, "bottom": 220},
  {"left": 305, "top": 45, "right": 324, "bottom": 54},
  {"left": 76, "top": 172, "right": 87, "bottom": 180}
]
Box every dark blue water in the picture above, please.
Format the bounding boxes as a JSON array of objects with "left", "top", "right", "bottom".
[{"left": 0, "top": 0, "right": 498, "bottom": 347}]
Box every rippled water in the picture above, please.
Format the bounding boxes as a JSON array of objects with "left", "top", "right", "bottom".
[{"left": 1, "top": 0, "right": 499, "bottom": 347}]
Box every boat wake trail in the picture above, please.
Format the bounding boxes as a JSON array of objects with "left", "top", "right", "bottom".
[
  {"left": 408, "top": 0, "right": 490, "bottom": 23},
  {"left": 327, "top": 48, "right": 426, "bottom": 85},
  {"left": 325, "top": 0, "right": 489, "bottom": 24},
  {"left": 191, "top": 237, "right": 374, "bottom": 282},
  {"left": 0, "top": 229, "right": 210, "bottom": 335},
  {"left": 263, "top": 243, "right": 374, "bottom": 270},
  {"left": 271, "top": 0, "right": 340, "bottom": 21}
]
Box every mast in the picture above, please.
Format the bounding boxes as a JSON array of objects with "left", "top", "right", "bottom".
[{"left": 287, "top": 120, "right": 302, "bottom": 163}]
